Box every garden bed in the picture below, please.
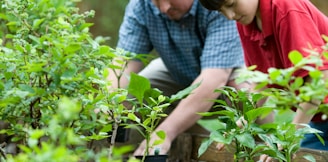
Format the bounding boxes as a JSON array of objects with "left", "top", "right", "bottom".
[{"left": 168, "top": 133, "right": 328, "bottom": 162}]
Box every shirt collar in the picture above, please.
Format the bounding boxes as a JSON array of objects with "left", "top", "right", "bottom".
[
  {"left": 188, "top": 0, "right": 198, "bottom": 17},
  {"left": 260, "top": 0, "right": 273, "bottom": 38},
  {"left": 241, "top": 0, "right": 273, "bottom": 38},
  {"left": 149, "top": 0, "right": 198, "bottom": 18}
]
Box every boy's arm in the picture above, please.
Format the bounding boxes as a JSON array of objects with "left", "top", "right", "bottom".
[{"left": 293, "top": 70, "right": 328, "bottom": 128}]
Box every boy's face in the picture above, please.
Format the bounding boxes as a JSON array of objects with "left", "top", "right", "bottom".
[
  {"left": 219, "top": 0, "right": 258, "bottom": 25},
  {"left": 152, "top": 0, "right": 194, "bottom": 20}
]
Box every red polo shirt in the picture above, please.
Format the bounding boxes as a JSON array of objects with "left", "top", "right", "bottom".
[{"left": 237, "top": 0, "right": 328, "bottom": 122}]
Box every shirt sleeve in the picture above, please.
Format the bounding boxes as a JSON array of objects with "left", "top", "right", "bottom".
[
  {"left": 116, "top": 0, "right": 153, "bottom": 54},
  {"left": 200, "top": 12, "right": 244, "bottom": 69},
  {"left": 277, "top": 10, "right": 328, "bottom": 77}
]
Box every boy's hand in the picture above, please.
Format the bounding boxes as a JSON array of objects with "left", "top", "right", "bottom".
[{"left": 216, "top": 117, "right": 247, "bottom": 151}]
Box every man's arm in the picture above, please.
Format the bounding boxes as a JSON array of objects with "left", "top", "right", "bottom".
[
  {"left": 134, "top": 68, "right": 237, "bottom": 155},
  {"left": 159, "top": 68, "right": 232, "bottom": 139},
  {"left": 107, "top": 59, "right": 144, "bottom": 89}
]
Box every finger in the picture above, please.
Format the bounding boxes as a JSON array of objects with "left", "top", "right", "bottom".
[
  {"left": 216, "top": 143, "right": 225, "bottom": 151},
  {"left": 258, "top": 154, "right": 268, "bottom": 162},
  {"left": 236, "top": 116, "right": 247, "bottom": 128},
  {"left": 259, "top": 154, "right": 273, "bottom": 162},
  {"left": 265, "top": 157, "right": 272, "bottom": 162},
  {"left": 133, "top": 148, "right": 144, "bottom": 156},
  {"left": 133, "top": 143, "right": 146, "bottom": 156}
]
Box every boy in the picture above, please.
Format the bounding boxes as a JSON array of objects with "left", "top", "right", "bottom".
[{"left": 199, "top": 0, "right": 328, "bottom": 153}]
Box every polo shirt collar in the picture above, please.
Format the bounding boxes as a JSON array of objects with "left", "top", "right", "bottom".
[
  {"left": 260, "top": 0, "right": 273, "bottom": 38},
  {"left": 241, "top": 0, "right": 273, "bottom": 39}
]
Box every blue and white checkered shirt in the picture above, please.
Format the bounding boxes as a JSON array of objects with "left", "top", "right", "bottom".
[{"left": 117, "top": 0, "right": 244, "bottom": 86}]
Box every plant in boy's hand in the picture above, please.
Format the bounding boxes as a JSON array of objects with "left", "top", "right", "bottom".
[
  {"left": 198, "top": 83, "right": 323, "bottom": 161},
  {"left": 198, "top": 87, "right": 274, "bottom": 161},
  {"left": 215, "top": 116, "right": 249, "bottom": 151}
]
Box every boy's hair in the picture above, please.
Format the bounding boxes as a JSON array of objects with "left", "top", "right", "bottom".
[{"left": 199, "top": 0, "right": 226, "bottom": 11}]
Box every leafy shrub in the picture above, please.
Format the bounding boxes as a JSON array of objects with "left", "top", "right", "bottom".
[
  {"left": 198, "top": 37, "right": 328, "bottom": 162},
  {"left": 0, "top": 0, "right": 136, "bottom": 161}
]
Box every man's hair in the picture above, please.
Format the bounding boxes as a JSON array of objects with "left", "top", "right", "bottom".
[{"left": 199, "top": 0, "right": 226, "bottom": 11}]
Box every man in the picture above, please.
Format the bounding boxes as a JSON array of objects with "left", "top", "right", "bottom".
[{"left": 110, "top": 0, "right": 246, "bottom": 156}]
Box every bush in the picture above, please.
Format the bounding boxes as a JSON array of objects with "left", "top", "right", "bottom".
[{"left": 0, "top": 0, "right": 134, "bottom": 161}]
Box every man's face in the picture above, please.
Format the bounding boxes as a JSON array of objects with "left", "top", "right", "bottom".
[
  {"left": 219, "top": 0, "right": 259, "bottom": 25},
  {"left": 152, "top": 0, "right": 194, "bottom": 20}
]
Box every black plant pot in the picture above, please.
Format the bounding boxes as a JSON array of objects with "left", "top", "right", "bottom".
[
  {"left": 108, "top": 125, "right": 130, "bottom": 143},
  {"left": 135, "top": 155, "right": 168, "bottom": 162}
]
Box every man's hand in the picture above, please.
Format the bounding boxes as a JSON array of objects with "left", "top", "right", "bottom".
[{"left": 133, "top": 132, "right": 172, "bottom": 156}]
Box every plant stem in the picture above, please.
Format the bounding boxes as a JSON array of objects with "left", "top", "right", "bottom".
[{"left": 108, "top": 122, "right": 118, "bottom": 159}]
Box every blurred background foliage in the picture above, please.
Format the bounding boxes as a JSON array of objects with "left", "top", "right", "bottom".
[
  {"left": 78, "top": 0, "right": 328, "bottom": 48},
  {"left": 78, "top": 0, "right": 129, "bottom": 47},
  {"left": 311, "top": 0, "right": 328, "bottom": 16}
]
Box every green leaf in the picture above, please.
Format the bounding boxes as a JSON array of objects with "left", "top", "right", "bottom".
[
  {"left": 64, "top": 43, "right": 81, "bottom": 53},
  {"left": 128, "top": 73, "right": 151, "bottom": 104},
  {"left": 258, "top": 134, "right": 274, "bottom": 147},
  {"left": 303, "top": 154, "right": 316, "bottom": 162},
  {"left": 197, "top": 119, "right": 226, "bottom": 132},
  {"left": 100, "top": 125, "right": 112, "bottom": 133},
  {"left": 198, "top": 138, "right": 213, "bottom": 157},
  {"left": 143, "top": 118, "right": 151, "bottom": 127},
  {"left": 128, "top": 113, "right": 140, "bottom": 123},
  {"left": 18, "top": 84, "right": 34, "bottom": 93},
  {"left": 78, "top": 23, "right": 94, "bottom": 31},
  {"left": 288, "top": 50, "right": 303, "bottom": 65},
  {"left": 170, "top": 82, "right": 200, "bottom": 103},
  {"left": 32, "top": 18, "right": 45, "bottom": 30},
  {"left": 61, "top": 66, "right": 78, "bottom": 78},
  {"left": 144, "top": 88, "right": 163, "bottom": 105},
  {"left": 235, "top": 133, "right": 255, "bottom": 148},
  {"left": 309, "top": 70, "right": 322, "bottom": 79},
  {"left": 245, "top": 107, "right": 273, "bottom": 122},
  {"left": 58, "top": 97, "right": 81, "bottom": 121},
  {"left": 112, "top": 145, "right": 135, "bottom": 157},
  {"left": 6, "top": 21, "right": 18, "bottom": 26},
  {"left": 29, "top": 130, "right": 45, "bottom": 139},
  {"left": 156, "top": 130, "right": 166, "bottom": 139},
  {"left": 21, "top": 62, "right": 47, "bottom": 72},
  {"left": 210, "top": 131, "right": 233, "bottom": 144},
  {"left": 152, "top": 139, "right": 164, "bottom": 146},
  {"left": 18, "top": 145, "right": 32, "bottom": 154},
  {"left": 268, "top": 68, "right": 281, "bottom": 81},
  {"left": 323, "top": 51, "right": 328, "bottom": 60},
  {"left": 290, "top": 77, "right": 304, "bottom": 90}
]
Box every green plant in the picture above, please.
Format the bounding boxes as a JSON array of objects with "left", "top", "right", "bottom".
[
  {"left": 198, "top": 87, "right": 275, "bottom": 161},
  {"left": 198, "top": 40, "right": 328, "bottom": 161},
  {"left": 125, "top": 73, "right": 199, "bottom": 161},
  {"left": 0, "top": 0, "right": 194, "bottom": 161},
  {"left": 0, "top": 0, "right": 138, "bottom": 161}
]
